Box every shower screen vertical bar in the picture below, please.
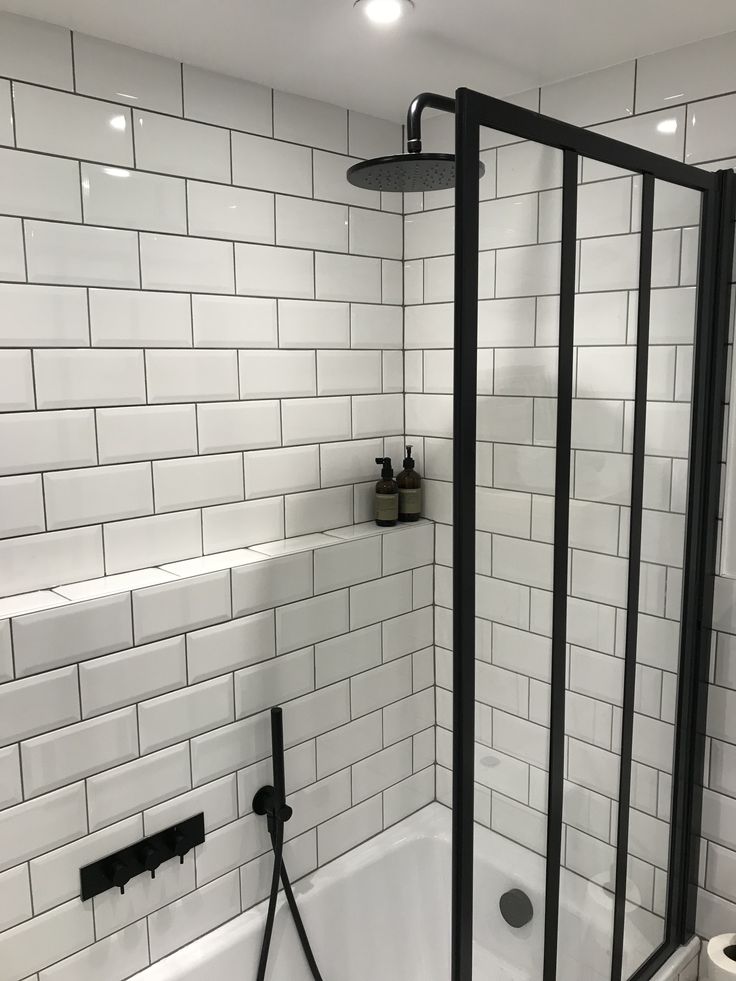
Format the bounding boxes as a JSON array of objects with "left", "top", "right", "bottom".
[
  {"left": 610, "top": 173, "right": 655, "bottom": 981},
  {"left": 669, "top": 168, "right": 736, "bottom": 943},
  {"left": 451, "top": 88, "right": 480, "bottom": 981},
  {"left": 542, "top": 148, "right": 578, "bottom": 981}
]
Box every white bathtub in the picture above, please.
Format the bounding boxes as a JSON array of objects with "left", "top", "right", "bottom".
[{"left": 137, "top": 803, "right": 664, "bottom": 981}]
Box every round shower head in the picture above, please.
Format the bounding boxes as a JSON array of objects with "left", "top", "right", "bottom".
[{"left": 346, "top": 152, "right": 485, "bottom": 193}]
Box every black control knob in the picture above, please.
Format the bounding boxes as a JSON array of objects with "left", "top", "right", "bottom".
[
  {"left": 141, "top": 844, "right": 163, "bottom": 879},
  {"left": 171, "top": 828, "right": 190, "bottom": 865},
  {"left": 110, "top": 859, "right": 131, "bottom": 895}
]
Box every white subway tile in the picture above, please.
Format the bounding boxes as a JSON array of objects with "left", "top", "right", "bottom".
[
  {"left": 0, "top": 147, "right": 80, "bottom": 222},
  {"left": 348, "top": 111, "right": 402, "bottom": 158},
  {"left": 0, "top": 864, "right": 31, "bottom": 932},
  {"left": 383, "top": 523, "right": 433, "bottom": 575},
  {"left": 44, "top": 463, "right": 151, "bottom": 531},
  {"left": 183, "top": 64, "right": 271, "bottom": 133},
  {"left": 140, "top": 233, "right": 234, "bottom": 294},
  {"left": 0, "top": 13, "right": 72, "bottom": 88},
  {"left": 350, "top": 208, "right": 402, "bottom": 259},
  {"left": 240, "top": 349, "right": 316, "bottom": 398},
  {"left": 353, "top": 740, "right": 412, "bottom": 802},
  {"left": 133, "top": 570, "right": 230, "bottom": 644},
  {"left": 139, "top": 676, "right": 234, "bottom": 753},
  {"left": 351, "top": 303, "right": 402, "bottom": 349},
  {"left": 686, "top": 93, "right": 736, "bottom": 164},
  {"left": 276, "top": 591, "right": 349, "bottom": 654},
  {"left": 89, "top": 289, "right": 191, "bottom": 347},
  {"left": 0, "top": 666, "right": 79, "bottom": 746},
  {"left": 0, "top": 350, "right": 34, "bottom": 411},
  {"left": 82, "top": 163, "right": 186, "bottom": 233},
  {"left": 244, "top": 445, "right": 319, "bottom": 499},
  {"left": 22, "top": 706, "right": 137, "bottom": 798},
  {"left": 315, "top": 624, "right": 381, "bottom": 687},
  {"left": 29, "top": 815, "right": 141, "bottom": 914},
  {"left": 279, "top": 394, "right": 350, "bottom": 445},
  {"left": 283, "top": 769, "right": 351, "bottom": 841},
  {"left": 384, "top": 688, "right": 434, "bottom": 744},
  {"left": 383, "top": 607, "right": 433, "bottom": 661},
  {"left": 0, "top": 475, "right": 44, "bottom": 538},
  {"left": 193, "top": 813, "right": 268, "bottom": 885},
  {"left": 0, "top": 745, "right": 21, "bottom": 808},
  {"left": 285, "top": 485, "right": 353, "bottom": 536},
  {"left": 384, "top": 767, "right": 433, "bottom": 825},
  {"left": 314, "top": 150, "right": 379, "bottom": 209},
  {"left": 0, "top": 221, "right": 24, "bottom": 291},
  {"left": 541, "top": 61, "right": 634, "bottom": 126},
  {"left": 148, "top": 868, "right": 240, "bottom": 962},
  {"left": 188, "top": 181, "right": 274, "bottom": 243},
  {"left": 479, "top": 194, "right": 538, "bottom": 250},
  {"left": 161, "top": 549, "right": 261, "bottom": 578},
  {"left": 404, "top": 207, "right": 453, "bottom": 260},
  {"left": 146, "top": 349, "right": 238, "bottom": 402},
  {"left": 38, "top": 920, "right": 148, "bottom": 981},
  {"left": 276, "top": 196, "right": 348, "bottom": 252},
  {"left": 315, "top": 252, "right": 381, "bottom": 303},
  {"left": 320, "top": 438, "right": 382, "bottom": 487},
  {"left": 197, "top": 400, "right": 281, "bottom": 453},
  {"left": 154, "top": 453, "right": 243, "bottom": 511},
  {"left": 104, "top": 510, "right": 202, "bottom": 574},
  {"left": 316, "top": 350, "right": 381, "bottom": 396},
  {"left": 235, "top": 243, "right": 314, "bottom": 299},
  {"left": 0, "top": 527, "right": 103, "bottom": 597},
  {"left": 14, "top": 83, "right": 132, "bottom": 164},
  {"left": 97, "top": 404, "right": 197, "bottom": 464},
  {"left": 25, "top": 221, "right": 139, "bottom": 288},
  {"left": 34, "top": 349, "right": 145, "bottom": 409},
  {"left": 202, "top": 497, "right": 284, "bottom": 553},
  {"left": 192, "top": 294, "right": 277, "bottom": 348},
  {"left": 350, "top": 571, "right": 413, "bottom": 629},
  {"left": 133, "top": 110, "right": 230, "bottom": 181},
  {"left": 496, "top": 242, "right": 561, "bottom": 298},
  {"left": 74, "top": 33, "right": 182, "bottom": 113},
  {"left": 0, "top": 284, "right": 88, "bottom": 347},
  {"left": 277, "top": 299, "right": 348, "bottom": 349},
  {"left": 313, "top": 537, "right": 381, "bottom": 594},
  {"left": 352, "top": 393, "right": 404, "bottom": 438},
  {"left": 318, "top": 795, "right": 382, "bottom": 863},
  {"left": 79, "top": 636, "right": 186, "bottom": 717},
  {"left": 637, "top": 33, "right": 736, "bottom": 113},
  {"left": 232, "top": 132, "right": 312, "bottom": 196},
  {"left": 274, "top": 91, "right": 346, "bottom": 152},
  {"left": 187, "top": 610, "right": 274, "bottom": 682},
  {"left": 282, "top": 683, "right": 351, "bottom": 750},
  {"left": 316, "top": 711, "right": 381, "bottom": 778},
  {"left": 231, "top": 550, "right": 312, "bottom": 616},
  {"left": 0, "top": 782, "right": 86, "bottom": 871},
  {"left": 190, "top": 714, "right": 270, "bottom": 784},
  {"left": 496, "top": 142, "right": 562, "bottom": 196},
  {"left": 235, "top": 646, "right": 314, "bottom": 717},
  {"left": 0, "top": 898, "right": 93, "bottom": 980},
  {"left": 352, "top": 657, "right": 412, "bottom": 717}
]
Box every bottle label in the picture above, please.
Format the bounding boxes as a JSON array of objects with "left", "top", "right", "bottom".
[
  {"left": 376, "top": 493, "right": 398, "bottom": 521},
  {"left": 399, "top": 487, "right": 422, "bottom": 516}
]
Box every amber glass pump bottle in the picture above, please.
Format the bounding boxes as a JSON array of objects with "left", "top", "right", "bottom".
[
  {"left": 397, "top": 445, "right": 422, "bottom": 522},
  {"left": 374, "top": 457, "right": 399, "bottom": 527}
]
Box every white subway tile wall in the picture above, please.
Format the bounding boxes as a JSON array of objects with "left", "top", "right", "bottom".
[
  {"left": 0, "top": 12, "right": 404, "bottom": 599},
  {"left": 0, "top": 519, "right": 435, "bottom": 974}
]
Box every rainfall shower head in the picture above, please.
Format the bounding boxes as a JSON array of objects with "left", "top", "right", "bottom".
[{"left": 346, "top": 92, "right": 485, "bottom": 193}]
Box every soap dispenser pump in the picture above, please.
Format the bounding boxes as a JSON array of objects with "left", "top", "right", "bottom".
[
  {"left": 397, "top": 445, "right": 422, "bottom": 522},
  {"left": 374, "top": 457, "right": 399, "bottom": 527}
]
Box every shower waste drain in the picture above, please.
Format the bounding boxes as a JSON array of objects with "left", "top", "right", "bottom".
[{"left": 499, "top": 889, "right": 534, "bottom": 928}]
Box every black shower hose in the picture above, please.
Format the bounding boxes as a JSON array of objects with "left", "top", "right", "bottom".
[{"left": 255, "top": 815, "right": 325, "bottom": 981}]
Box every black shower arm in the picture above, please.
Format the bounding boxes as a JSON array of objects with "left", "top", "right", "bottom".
[{"left": 406, "top": 92, "right": 456, "bottom": 154}]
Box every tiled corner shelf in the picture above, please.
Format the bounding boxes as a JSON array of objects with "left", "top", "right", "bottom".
[{"left": 0, "top": 519, "right": 434, "bottom": 621}]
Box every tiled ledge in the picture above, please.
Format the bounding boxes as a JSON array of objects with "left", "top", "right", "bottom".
[{"left": 0, "top": 519, "right": 433, "bottom": 621}]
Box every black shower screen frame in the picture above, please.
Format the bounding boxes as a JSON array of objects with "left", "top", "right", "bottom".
[{"left": 450, "top": 86, "right": 735, "bottom": 981}]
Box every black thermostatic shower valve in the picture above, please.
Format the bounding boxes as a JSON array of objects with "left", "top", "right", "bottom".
[{"left": 79, "top": 813, "right": 205, "bottom": 901}]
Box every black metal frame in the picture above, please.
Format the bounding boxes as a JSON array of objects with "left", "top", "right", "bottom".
[{"left": 450, "top": 86, "right": 735, "bottom": 981}]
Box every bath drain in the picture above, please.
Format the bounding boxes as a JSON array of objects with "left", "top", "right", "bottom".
[{"left": 500, "top": 888, "right": 534, "bottom": 928}]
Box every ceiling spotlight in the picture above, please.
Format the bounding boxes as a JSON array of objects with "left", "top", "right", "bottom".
[{"left": 355, "top": 0, "right": 414, "bottom": 26}]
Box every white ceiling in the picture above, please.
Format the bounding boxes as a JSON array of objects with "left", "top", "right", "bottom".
[{"left": 3, "top": 0, "right": 736, "bottom": 122}]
